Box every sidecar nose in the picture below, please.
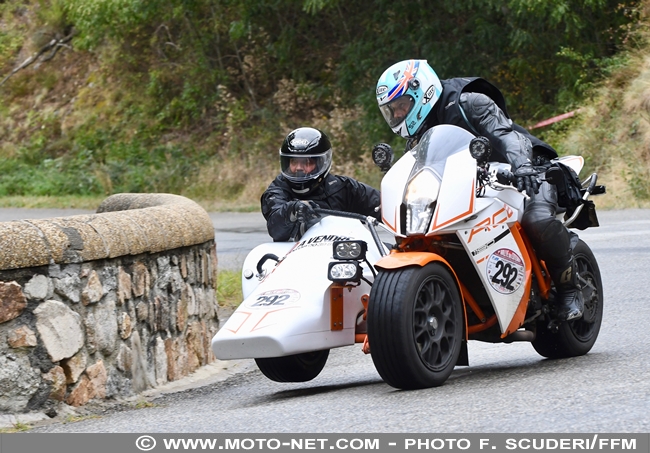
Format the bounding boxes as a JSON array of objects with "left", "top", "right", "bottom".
[{"left": 212, "top": 335, "right": 286, "bottom": 360}]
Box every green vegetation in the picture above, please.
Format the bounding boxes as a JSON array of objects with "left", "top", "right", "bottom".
[
  {"left": 63, "top": 414, "right": 101, "bottom": 424},
  {"left": 133, "top": 399, "right": 157, "bottom": 409},
  {"left": 0, "top": 421, "right": 31, "bottom": 432},
  {"left": 217, "top": 269, "right": 243, "bottom": 313},
  {"left": 1, "top": 0, "right": 649, "bottom": 210}
]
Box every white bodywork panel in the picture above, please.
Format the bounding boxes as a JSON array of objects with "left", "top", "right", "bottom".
[{"left": 212, "top": 216, "right": 385, "bottom": 359}]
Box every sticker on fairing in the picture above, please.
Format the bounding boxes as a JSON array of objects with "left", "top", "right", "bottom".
[
  {"left": 290, "top": 235, "right": 351, "bottom": 254},
  {"left": 486, "top": 248, "right": 525, "bottom": 295},
  {"left": 244, "top": 289, "right": 301, "bottom": 309}
]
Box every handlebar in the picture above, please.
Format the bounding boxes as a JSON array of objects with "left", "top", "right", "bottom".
[
  {"left": 313, "top": 208, "right": 371, "bottom": 223},
  {"left": 313, "top": 208, "right": 387, "bottom": 257}
]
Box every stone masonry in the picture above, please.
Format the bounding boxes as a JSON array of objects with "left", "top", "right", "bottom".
[{"left": 0, "top": 194, "right": 219, "bottom": 413}]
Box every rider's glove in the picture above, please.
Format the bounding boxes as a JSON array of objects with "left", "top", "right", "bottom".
[{"left": 513, "top": 163, "right": 541, "bottom": 196}]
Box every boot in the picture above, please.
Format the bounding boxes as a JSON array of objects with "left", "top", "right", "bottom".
[{"left": 551, "top": 257, "right": 584, "bottom": 321}]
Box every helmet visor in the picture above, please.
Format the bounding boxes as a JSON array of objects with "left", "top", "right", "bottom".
[
  {"left": 379, "top": 95, "right": 415, "bottom": 128},
  {"left": 280, "top": 149, "right": 332, "bottom": 183}
]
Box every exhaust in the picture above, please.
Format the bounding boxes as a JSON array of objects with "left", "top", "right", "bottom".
[{"left": 503, "top": 330, "right": 536, "bottom": 343}]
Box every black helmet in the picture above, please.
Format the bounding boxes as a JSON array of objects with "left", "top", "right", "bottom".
[{"left": 280, "top": 127, "right": 333, "bottom": 194}]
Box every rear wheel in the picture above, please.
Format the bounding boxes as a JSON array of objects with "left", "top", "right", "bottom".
[
  {"left": 367, "top": 262, "right": 463, "bottom": 389},
  {"left": 255, "top": 349, "right": 329, "bottom": 382},
  {"left": 532, "top": 240, "right": 603, "bottom": 358}
]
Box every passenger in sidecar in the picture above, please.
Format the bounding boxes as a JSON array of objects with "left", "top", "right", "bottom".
[{"left": 261, "top": 127, "right": 381, "bottom": 242}]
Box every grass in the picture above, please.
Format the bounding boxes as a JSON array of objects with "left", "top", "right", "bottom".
[
  {"left": 63, "top": 414, "right": 101, "bottom": 424},
  {"left": 0, "top": 195, "right": 106, "bottom": 210},
  {"left": 133, "top": 399, "right": 157, "bottom": 409},
  {"left": 0, "top": 421, "right": 30, "bottom": 433},
  {"left": 217, "top": 269, "right": 244, "bottom": 312}
]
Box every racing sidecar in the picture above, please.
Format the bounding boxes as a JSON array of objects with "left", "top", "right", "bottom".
[{"left": 211, "top": 212, "right": 388, "bottom": 382}]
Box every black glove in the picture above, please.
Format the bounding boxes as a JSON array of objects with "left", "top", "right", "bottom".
[
  {"left": 288, "top": 200, "right": 320, "bottom": 225},
  {"left": 513, "top": 163, "right": 541, "bottom": 195}
]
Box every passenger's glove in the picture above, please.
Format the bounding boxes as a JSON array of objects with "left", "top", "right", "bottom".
[
  {"left": 513, "top": 163, "right": 541, "bottom": 196},
  {"left": 288, "top": 200, "right": 321, "bottom": 228}
]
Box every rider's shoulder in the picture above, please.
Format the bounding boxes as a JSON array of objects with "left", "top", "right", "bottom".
[
  {"left": 328, "top": 174, "right": 363, "bottom": 187},
  {"left": 263, "top": 175, "right": 293, "bottom": 196},
  {"left": 460, "top": 92, "right": 495, "bottom": 110}
]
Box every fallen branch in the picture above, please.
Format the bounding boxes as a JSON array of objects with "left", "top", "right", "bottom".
[{"left": 0, "top": 32, "right": 75, "bottom": 87}]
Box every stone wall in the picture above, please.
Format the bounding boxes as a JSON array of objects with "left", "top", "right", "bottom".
[{"left": 0, "top": 194, "right": 219, "bottom": 414}]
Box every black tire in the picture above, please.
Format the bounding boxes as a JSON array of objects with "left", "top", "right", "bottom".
[
  {"left": 367, "top": 262, "right": 463, "bottom": 389},
  {"left": 532, "top": 239, "right": 603, "bottom": 358},
  {"left": 255, "top": 349, "right": 329, "bottom": 382}
]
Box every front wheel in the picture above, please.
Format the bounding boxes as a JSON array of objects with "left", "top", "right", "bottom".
[
  {"left": 532, "top": 239, "right": 603, "bottom": 358},
  {"left": 255, "top": 349, "right": 329, "bottom": 382},
  {"left": 367, "top": 262, "right": 463, "bottom": 389}
]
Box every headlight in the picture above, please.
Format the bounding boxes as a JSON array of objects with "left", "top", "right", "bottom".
[
  {"left": 333, "top": 240, "right": 367, "bottom": 260},
  {"left": 328, "top": 261, "right": 362, "bottom": 283},
  {"left": 404, "top": 169, "right": 439, "bottom": 235},
  {"left": 469, "top": 136, "right": 492, "bottom": 162}
]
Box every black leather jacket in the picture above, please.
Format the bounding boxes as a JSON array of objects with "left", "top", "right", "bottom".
[
  {"left": 261, "top": 173, "right": 381, "bottom": 242},
  {"left": 412, "top": 77, "right": 557, "bottom": 168}
]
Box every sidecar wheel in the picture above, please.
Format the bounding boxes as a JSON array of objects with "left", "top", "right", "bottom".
[
  {"left": 368, "top": 262, "right": 463, "bottom": 389},
  {"left": 255, "top": 349, "right": 329, "bottom": 383},
  {"left": 532, "top": 240, "right": 603, "bottom": 358}
]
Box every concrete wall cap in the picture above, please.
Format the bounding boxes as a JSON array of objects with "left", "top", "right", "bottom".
[{"left": 0, "top": 194, "right": 214, "bottom": 270}]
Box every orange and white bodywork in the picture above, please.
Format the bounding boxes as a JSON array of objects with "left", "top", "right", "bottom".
[{"left": 376, "top": 125, "right": 582, "bottom": 338}]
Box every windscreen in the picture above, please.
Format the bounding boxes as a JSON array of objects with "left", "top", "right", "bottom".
[{"left": 410, "top": 124, "right": 476, "bottom": 179}]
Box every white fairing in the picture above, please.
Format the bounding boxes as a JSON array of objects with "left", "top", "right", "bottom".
[
  {"left": 380, "top": 150, "right": 415, "bottom": 235},
  {"left": 556, "top": 155, "right": 584, "bottom": 175},
  {"left": 380, "top": 125, "right": 584, "bottom": 334},
  {"left": 212, "top": 216, "right": 386, "bottom": 359}
]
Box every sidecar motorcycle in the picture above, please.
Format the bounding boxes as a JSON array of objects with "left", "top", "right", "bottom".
[{"left": 211, "top": 124, "right": 605, "bottom": 389}]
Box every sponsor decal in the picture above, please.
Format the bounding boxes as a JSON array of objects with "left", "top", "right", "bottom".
[
  {"left": 291, "top": 234, "right": 352, "bottom": 253},
  {"left": 290, "top": 138, "right": 310, "bottom": 147},
  {"left": 424, "top": 86, "right": 435, "bottom": 103},
  {"left": 393, "top": 70, "right": 401, "bottom": 81},
  {"left": 471, "top": 229, "right": 510, "bottom": 256},
  {"left": 486, "top": 248, "right": 525, "bottom": 295},
  {"left": 376, "top": 85, "right": 388, "bottom": 96},
  {"left": 467, "top": 204, "right": 515, "bottom": 243},
  {"left": 245, "top": 289, "right": 301, "bottom": 308}
]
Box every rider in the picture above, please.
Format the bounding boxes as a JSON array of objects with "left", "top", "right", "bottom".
[
  {"left": 375, "top": 59, "right": 583, "bottom": 321},
  {"left": 261, "top": 127, "right": 381, "bottom": 242}
]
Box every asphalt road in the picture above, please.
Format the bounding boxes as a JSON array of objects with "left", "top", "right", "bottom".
[{"left": 7, "top": 208, "right": 648, "bottom": 433}]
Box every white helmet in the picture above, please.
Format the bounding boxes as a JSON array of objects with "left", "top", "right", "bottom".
[{"left": 376, "top": 59, "right": 442, "bottom": 138}]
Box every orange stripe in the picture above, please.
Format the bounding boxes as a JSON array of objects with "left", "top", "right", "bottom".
[
  {"left": 250, "top": 307, "right": 300, "bottom": 332},
  {"left": 430, "top": 178, "right": 475, "bottom": 231},
  {"left": 502, "top": 224, "right": 533, "bottom": 337},
  {"left": 225, "top": 311, "right": 252, "bottom": 334},
  {"left": 381, "top": 205, "right": 398, "bottom": 233}
]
